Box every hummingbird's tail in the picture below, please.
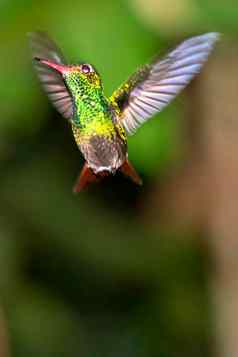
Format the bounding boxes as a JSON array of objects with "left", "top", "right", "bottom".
[
  {"left": 120, "top": 160, "right": 143, "bottom": 186},
  {"left": 73, "top": 160, "right": 142, "bottom": 193},
  {"left": 73, "top": 163, "right": 111, "bottom": 193},
  {"left": 73, "top": 163, "right": 100, "bottom": 193}
]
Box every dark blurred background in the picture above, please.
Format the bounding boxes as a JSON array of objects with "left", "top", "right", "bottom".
[{"left": 1, "top": 1, "right": 238, "bottom": 356}]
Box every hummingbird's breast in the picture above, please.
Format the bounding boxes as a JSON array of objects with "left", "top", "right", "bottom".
[
  {"left": 72, "top": 113, "right": 127, "bottom": 174},
  {"left": 71, "top": 85, "right": 128, "bottom": 173}
]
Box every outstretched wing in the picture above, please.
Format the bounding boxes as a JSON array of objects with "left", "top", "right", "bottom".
[
  {"left": 110, "top": 33, "right": 219, "bottom": 135},
  {"left": 28, "top": 31, "right": 74, "bottom": 119}
]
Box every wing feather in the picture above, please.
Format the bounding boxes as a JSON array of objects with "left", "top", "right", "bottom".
[
  {"left": 28, "top": 31, "right": 74, "bottom": 120},
  {"left": 111, "top": 33, "right": 219, "bottom": 135}
]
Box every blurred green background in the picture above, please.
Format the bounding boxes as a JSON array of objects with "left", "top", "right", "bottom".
[{"left": 0, "top": 0, "right": 236, "bottom": 356}]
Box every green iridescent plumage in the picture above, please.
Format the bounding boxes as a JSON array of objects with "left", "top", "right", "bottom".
[
  {"left": 28, "top": 31, "right": 219, "bottom": 192},
  {"left": 59, "top": 67, "right": 127, "bottom": 174},
  {"left": 65, "top": 70, "right": 117, "bottom": 138}
]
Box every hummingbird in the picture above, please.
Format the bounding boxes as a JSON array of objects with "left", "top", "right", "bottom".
[{"left": 28, "top": 31, "right": 219, "bottom": 193}]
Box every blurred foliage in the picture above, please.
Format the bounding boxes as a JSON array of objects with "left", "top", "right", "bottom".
[{"left": 0, "top": 0, "right": 234, "bottom": 356}]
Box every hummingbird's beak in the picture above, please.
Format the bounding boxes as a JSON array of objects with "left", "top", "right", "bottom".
[{"left": 35, "top": 58, "right": 68, "bottom": 74}]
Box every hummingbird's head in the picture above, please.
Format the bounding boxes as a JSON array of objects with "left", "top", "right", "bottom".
[{"left": 35, "top": 58, "right": 102, "bottom": 96}]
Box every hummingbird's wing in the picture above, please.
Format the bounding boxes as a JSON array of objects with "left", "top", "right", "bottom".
[
  {"left": 110, "top": 33, "right": 219, "bottom": 135},
  {"left": 28, "top": 31, "right": 74, "bottom": 119}
]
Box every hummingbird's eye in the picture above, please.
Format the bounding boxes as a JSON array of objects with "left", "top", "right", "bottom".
[{"left": 81, "top": 64, "right": 92, "bottom": 74}]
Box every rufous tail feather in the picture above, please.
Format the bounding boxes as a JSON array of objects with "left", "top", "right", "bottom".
[
  {"left": 73, "top": 163, "right": 99, "bottom": 193},
  {"left": 120, "top": 160, "right": 143, "bottom": 186},
  {"left": 73, "top": 160, "right": 142, "bottom": 193}
]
